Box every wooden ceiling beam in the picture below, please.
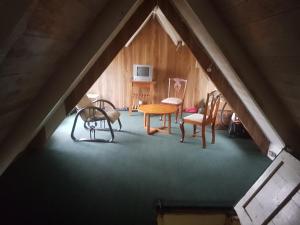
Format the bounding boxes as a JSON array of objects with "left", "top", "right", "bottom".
[
  {"left": 0, "top": 0, "right": 154, "bottom": 175},
  {"left": 180, "top": 0, "right": 300, "bottom": 158}
]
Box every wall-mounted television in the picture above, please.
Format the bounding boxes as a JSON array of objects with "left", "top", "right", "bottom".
[{"left": 133, "top": 64, "right": 153, "bottom": 81}]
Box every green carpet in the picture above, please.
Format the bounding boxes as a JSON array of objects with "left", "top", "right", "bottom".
[{"left": 0, "top": 112, "right": 271, "bottom": 225}]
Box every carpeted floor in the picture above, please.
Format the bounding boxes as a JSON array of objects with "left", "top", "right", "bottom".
[{"left": 0, "top": 112, "right": 271, "bottom": 225}]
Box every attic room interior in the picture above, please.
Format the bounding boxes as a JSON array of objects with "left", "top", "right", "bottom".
[{"left": 0, "top": 0, "right": 299, "bottom": 225}]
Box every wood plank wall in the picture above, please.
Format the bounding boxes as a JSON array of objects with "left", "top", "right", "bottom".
[{"left": 88, "top": 18, "right": 216, "bottom": 109}]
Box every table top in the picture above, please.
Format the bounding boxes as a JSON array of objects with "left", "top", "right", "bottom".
[{"left": 139, "top": 104, "right": 177, "bottom": 114}]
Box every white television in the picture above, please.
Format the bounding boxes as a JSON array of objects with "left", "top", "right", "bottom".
[{"left": 133, "top": 64, "right": 153, "bottom": 81}]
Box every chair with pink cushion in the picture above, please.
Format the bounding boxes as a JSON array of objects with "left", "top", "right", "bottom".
[{"left": 161, "top": 78, "right": 187, "bottom": 123}]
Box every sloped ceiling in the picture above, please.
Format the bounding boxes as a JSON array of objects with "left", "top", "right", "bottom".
[
  {"left": 183, "top": 0, "right": 300, "bottom": 152},
  {"left": 0, "top": 0, "right": 152, "bottom": 174},
  {"left": 210, "top": 0, "right": 300, "bottom": 140},
  {"left": 0, "top": 0, "right": 110, "bottom": 143}
]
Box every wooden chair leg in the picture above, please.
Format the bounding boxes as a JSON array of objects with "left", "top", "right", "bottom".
[
  {"left": 144, "top": 113, "right": 147, "bottom": 128},
  {"left": 193, "top": 125, "right": 197, "bottom": 137},
  {"left": 175, "top": 108, "right": 179, "bottom": 123},
  {"left": 212, "top": 124, "right": 215, "bottom": 144},
  {"left": 180, "top": 103, "right": 183, "bottom": 119},
  {"left": 202, "top": 125, "right": 206, "bottom": 148},
  {"left": 180, "top": 121, "right": 185, "bottom": 142}
]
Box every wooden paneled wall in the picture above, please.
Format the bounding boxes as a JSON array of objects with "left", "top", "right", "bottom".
[{"left": 88, "top": 18, "right": 216, "bottom": 109}]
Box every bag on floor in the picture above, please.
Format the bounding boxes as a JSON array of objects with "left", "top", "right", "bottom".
[{"left": 228, "top": 113, "right": 249, "bottom": 138}]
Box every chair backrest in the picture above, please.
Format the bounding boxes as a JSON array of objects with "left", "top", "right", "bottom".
[
  {"left": 76, "top": 95, "right": 97, "bottom": 122},
  {"left": 76, "top": 95, "right": 94, "bottom": 110},
  {"left": 76, "top": 95, "right": 117, "bottom": 122},
  {"left": 167, "top": 78, "right": 188, "bottom": 100},
  {"left": 203, "top": 90, "right": 221, "bottom": 125}
]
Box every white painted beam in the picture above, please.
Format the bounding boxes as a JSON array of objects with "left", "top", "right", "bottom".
[
  {"left": 125, "top": 10, "right": 153, "bottom": 47},
  {"left": 125, "top": 6, "right": 184, "bottom": 48},
  {"left": 155, "top": 7, "right": 184, "bottom": 46}
]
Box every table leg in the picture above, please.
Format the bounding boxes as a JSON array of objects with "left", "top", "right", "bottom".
[
  {"left": 145, "top": 113, "right": 159, "bottom": 135},
  {"left": 129, "top": 93, "right": 133, "bottom": 116},
  {"left": 168, "top": 113, "right": 171, "bottom": 134},
  {"left": 147, "top": 114, "right": 150, "bottom": 134},
  {"left": 163, "top": 114, "right": 166, "bottom": 127}
]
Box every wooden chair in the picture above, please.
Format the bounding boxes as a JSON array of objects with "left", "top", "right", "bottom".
[
  {"left": 161, "top": 78, "right": 187, "bottom": 123},
  {"left": 71, "top": 95, "right": 122, "bottom": 142},
  {"left": 180, "top": 90, "right": 221, "bottom": 148}
]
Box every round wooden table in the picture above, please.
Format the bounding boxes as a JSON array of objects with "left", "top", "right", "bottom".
[{"left": 139, "top": 104, "right": 177, "bottom": 135}]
